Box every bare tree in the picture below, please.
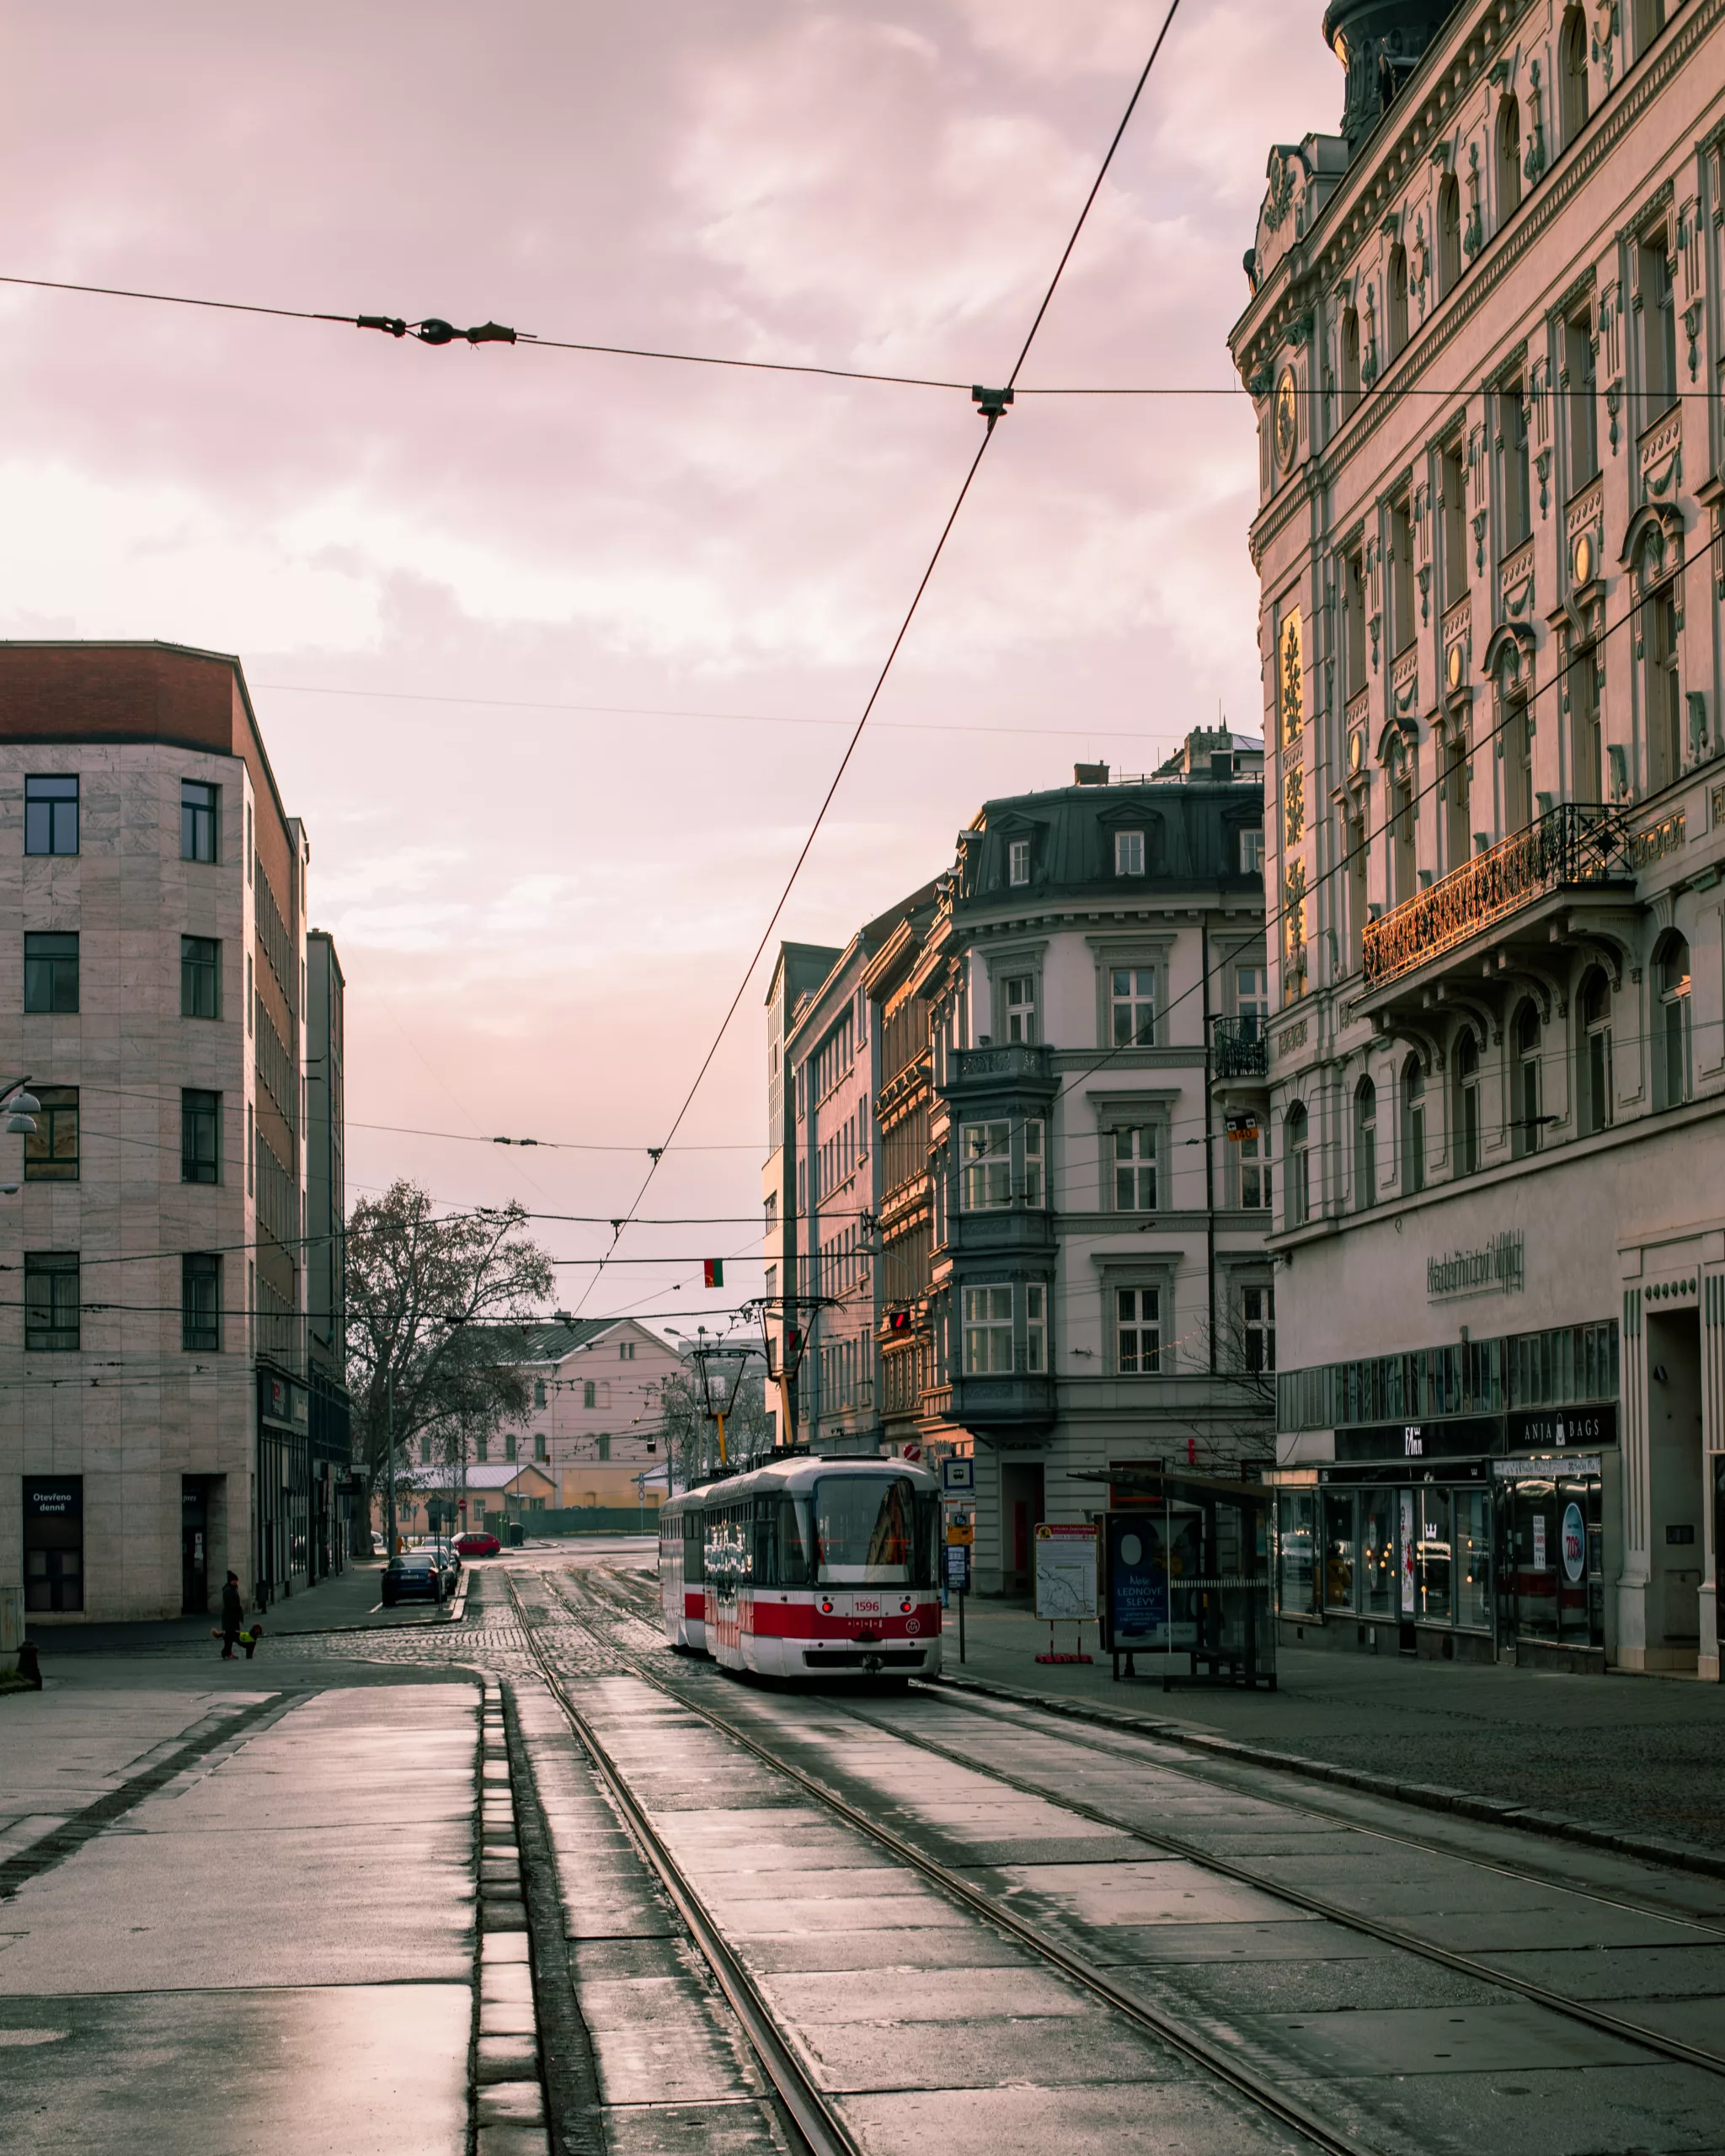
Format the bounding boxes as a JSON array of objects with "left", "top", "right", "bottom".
[{"left": 345, "top": 1182, "right": 555, "bottom": 1492}]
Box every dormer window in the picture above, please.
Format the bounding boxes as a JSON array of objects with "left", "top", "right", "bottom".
[
  {"left": 1114, "top": 830, "right": 1146, "bottom": 877},
  {"left": 1008, "top": 838, "right": 1031, "bottom": 886}
]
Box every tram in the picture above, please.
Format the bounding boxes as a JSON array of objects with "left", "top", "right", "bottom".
[{"left": 657, "top": 1454, "right": 943, "bottom": 1679}]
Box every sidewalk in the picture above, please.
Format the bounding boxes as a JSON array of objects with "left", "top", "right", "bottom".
[
  {"left": 0, "top": 1668, "right": 478, "bottom": 2153},
  {"left": 28, "top": 1556, "right": 462, "bottom": 1655},
  {"left": 939, "top": 1596, "right": 1725, "bottom": 1855}
]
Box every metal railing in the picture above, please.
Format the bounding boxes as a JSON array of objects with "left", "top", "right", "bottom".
[
  {"left": 1362, "top": 804, "right": 1625, "bottom": 991},
  {"left": 1211, "top": 1016, "right": 1270, "bottom": 1078}
]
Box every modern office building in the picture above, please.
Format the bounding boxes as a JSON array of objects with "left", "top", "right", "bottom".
[
  {"left": 1232, "top": 0, "right": 1725, "bottom": 1674},
  {"left": 0, "top": 641, "right": 347, "bottom": 1624}
]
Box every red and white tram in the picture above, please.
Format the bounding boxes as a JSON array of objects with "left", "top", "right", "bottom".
[{"left": 658, "top": 1455, "right": 943, "bottom": 1680}]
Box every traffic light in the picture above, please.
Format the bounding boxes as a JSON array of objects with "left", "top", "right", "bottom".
[{"left": 703, "top": 1258, "right": 724, "bottom": 1288}]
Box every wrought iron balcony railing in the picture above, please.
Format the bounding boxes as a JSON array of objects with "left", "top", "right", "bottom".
[
  {"left": 1362, "top": 804, "right": 1625, "bottom": 992},
  {"left": 1211, "top": 1015, "right": 1270, "bottom": 1079}
]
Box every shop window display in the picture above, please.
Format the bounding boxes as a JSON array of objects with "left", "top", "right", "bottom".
[
  {"left": 1456, "top": 1490, "right": 1492, "bottom": 1630},
  {"left": 1359, "top": 1491, "right": 1398, "bottom": 1618},
  {"left": 1277, "top": 1492, "right": 1316, "bottom": 1616},
  {"left": 1415, "top": 1488, "right": 1452, "bottom": 1621},
  {"left": 1323, "top": 1491, "right": 1355, "bottom": 1609}
]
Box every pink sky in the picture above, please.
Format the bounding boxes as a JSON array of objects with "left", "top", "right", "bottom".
[{"left": 0, "top": 1, "right": 1341, "bottom": 1327}]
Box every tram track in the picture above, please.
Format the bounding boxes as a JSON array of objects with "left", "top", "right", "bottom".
[
  {"left": 574, "top": 1561, "right": 1725, "bottom": 2086},
  {"left": 512, "top": 1564, "right": 1397, "bottom": 2156}
]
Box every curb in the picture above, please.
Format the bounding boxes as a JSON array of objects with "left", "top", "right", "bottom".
[
  {"left": 473, "top": 1678, "right": 553, "bottom": 2156},
  {"left": 926, "top": 1669, "right": 1725, "bottom": 1885}
]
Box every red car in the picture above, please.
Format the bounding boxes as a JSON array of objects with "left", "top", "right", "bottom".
[{"left": 455, "top": 1530, "right": 501, "bottom": 1558}]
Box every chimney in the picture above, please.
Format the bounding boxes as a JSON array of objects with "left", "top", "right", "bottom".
[{"left": 1073, "top": 762, "right": 1109, "bottom": 787}]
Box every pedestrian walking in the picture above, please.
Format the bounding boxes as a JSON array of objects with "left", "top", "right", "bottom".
[{"left": 220, "top": 1571, "right": 243, "bottom": 1659}]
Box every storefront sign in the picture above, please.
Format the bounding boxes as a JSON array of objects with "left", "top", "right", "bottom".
[
  {"left": 1507, "top": 1406, "right": 1616, "bottom": 1449},
  {"left": 24, "top": 1478, "right": 82, "bottom": 1520},
  {"left": 1428, "top": 1231, "right": 1525, "bottom": 1299},
  {"left": 1335, "top": 1417, "right": 1501, "bottom": 1463},
  {"left": 1493, "top": 1454, "right": 1603, "bottom": 1480},
  {"left": 259, "top": 1372, "right": 309, "bottom": 1430},
  {"left": 1561, "top": 1502, "right": 1586, "bottom": 1583}
]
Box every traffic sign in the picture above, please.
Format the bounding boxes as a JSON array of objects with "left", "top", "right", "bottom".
[{"left": 942, "top": 1457, "right": 975, "bottom": 1494}]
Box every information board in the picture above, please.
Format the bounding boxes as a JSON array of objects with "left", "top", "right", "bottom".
[
  {"left": 1034, "top": 1523, "right": 1097, "bottom": 1620},
  {"left": 945, "top": 1542, "right": 972, "bottom": 1592}
]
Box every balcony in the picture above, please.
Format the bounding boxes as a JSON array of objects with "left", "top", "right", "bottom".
[
  {"left": 1360, "top": 805, "right": 1627, "bottom": 998},
  {"left": 1211, "top": 1016, "right": 1269, "bottom": 1080}
]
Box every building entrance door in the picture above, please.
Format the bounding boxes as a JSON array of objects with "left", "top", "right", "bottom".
[
  {"left": 1647, "top": 1308, "right": 1703, "bottom": 1664},
  {"left": 1001, "top": 1462, "right": 1044, "bottom": 1594},
  {"left": 181, "top": 1477, "right": 211, "bottom": 1614}
]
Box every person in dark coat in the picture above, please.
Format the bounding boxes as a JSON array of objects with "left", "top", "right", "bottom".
[{"left": 220, "top": 1572, "right": 244, "bottom": 1659}]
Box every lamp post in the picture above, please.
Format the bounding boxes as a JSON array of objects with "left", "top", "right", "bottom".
[{"left": 690, "top": 1338, "right": 753, "bottom": 1470}]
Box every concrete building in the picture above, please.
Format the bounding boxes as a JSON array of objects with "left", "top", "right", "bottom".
[
  {"left": 761, "top": 942, "right": 841, "bottom": 1442},
  {"left": 0, "top": 642, "right": 347, "bottom": 1625},
  {"left": 1231, "top": 0, "right": 1725, "bottom": 1675},
  {"left": 305, "top": 929, "right": 351, "bottom": 1565},
  {"left": 771, "top": 739, "right": 1272, "bottom": 1592}
]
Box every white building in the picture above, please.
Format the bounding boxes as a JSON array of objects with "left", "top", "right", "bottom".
[{"left": 1231, "top": 0, "right": 1725, "bottom": 1676}]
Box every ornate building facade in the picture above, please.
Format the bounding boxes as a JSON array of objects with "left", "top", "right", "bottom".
[{"left": 1232, "top": 0, "right": 1725, "bottom": 1675}]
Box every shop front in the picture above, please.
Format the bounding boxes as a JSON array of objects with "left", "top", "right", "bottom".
[{"left": 254, "top": 1367, "right": 311, "bottom": 1606}]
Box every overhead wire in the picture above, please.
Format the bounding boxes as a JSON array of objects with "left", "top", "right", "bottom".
[{"left": 574, "top": 0, "right": 1185, "bottom": 1317}]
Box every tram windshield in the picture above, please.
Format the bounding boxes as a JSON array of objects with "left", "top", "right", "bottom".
[{"left": 811, "top": 1476, "right": 918, "bottom": 1584}]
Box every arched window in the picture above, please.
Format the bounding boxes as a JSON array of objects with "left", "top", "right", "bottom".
[
  {"left": 1454, "top": 1033, "right": 1482, "bottom": 1177},
  {"left": 1285, "top": 1102, "right": 1310, "bottom": 1227},
  {"left": 1510, "top": 1001, "right": 1543, "bottom": 1159},
  {"left": 1438, "top": 176, "right": 1462, "bottom": 294},
  {"left": 1559, "top": 7, "right": 1589, "bottom": 141},
  {"left": 1579, "top": 969, "right": 1613, "bottom": 1135},
  {"left": 1341, "top": 309, "right": 1361, "bottom": 415},
  {"left": 1387, "top": 245, "right": 1409, "bottom": 357},
  {"left": 1497, "top": 93, "right": 1523, "bottom": 221},
  {"left": 1401, "top": 1060, "right": 1426, "bottom": 1193},
  {"left": 1657, "top": 936, "right": 1691, "bottom": 1109},
  {"left": 1354, "top": 1077, "right": 1378, "bottom": 1210},
  {"left": 1390, "top": 748, "right": 1418, "bottom": 907}
]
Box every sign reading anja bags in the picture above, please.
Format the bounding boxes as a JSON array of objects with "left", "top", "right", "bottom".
[{"left": 1427, "top": 1231, "right": 1525, "bottom": 1299}]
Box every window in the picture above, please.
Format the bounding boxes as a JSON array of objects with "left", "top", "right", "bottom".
[
  {"left": 1441, "top": 735, "right": 1471, "bottom": 873},
  {"left": 1642, "top": 235, "right": 1677, "bottom": 413},
  {"left": 1437, "top": 175, "right": 1462, "bottom": 295},
  {"left": 1386, "top": 245, "right": 1408, "bottom": 358},
  {"left": 1564, "top": 311, "right": 1598, "bottom": 486},
  {"left": 1239, "top": 826, "right": 1264, "bottom": 874},
  {"left": 420, "top": 1438, "right": 433, "bottom": 1466},
  {"left": 1242, "top": 1285, "right": 1275, "bottom": 1374},
  {"left": 24, "top": 1251, "right": 79, "bottom": 1351},
  {"left": 1285, "top": 1102, "right": 1311, "bottom": 1226},
  {"left": 596, "top": 1434, "right": 611, "bottom": 1461},
  {"left": 1511, "top": 1002, "right": 1542, "bottom": 1159},
  {"left": 1110, "top": 967, "right": 1156, "bottom": 1046},
  {"left": 1401, "top": 1061, "right": 1426, "bottom": 1193},
  {"left": 1580, "top": 969, "right": 1613, "bottom": 1135},
  {"left": 619, "top": 1341, "right": 635, "bottom": 1360},
  {"left": 1496, "top": 88, "right": 1522, "bottom": 221},
  {"left": 1645, "top": 583, "right": 1681, "bottom": 792},
  {"left": 1441, "top": 439, "right": 1468, "bottom": 598},
  {"left": 24, "top": 931, "right": 78, "bottom": 1013},
  {"left": 1023, "top": 1119, "right": 1045, "bottom": 1208},
  {"left": 1344, "top": 809, "right": 1369, "bottom": 967},
  {"left": 1116, "top": 1288, "right": 1161, "bottom": 1374},
  {"left": 583, "top": 1380, "right": 596, "bottom": 1409},
  {"left": 476, "top": 1435, "right": 489, "bottom": 1465},
  {"left": 1569, "top": 646, "right": 1601, "bottom": 803},
  {"left": 1340, "top": 307, "right": 1360, "bottom": 415},
  {"left": 1657, "top": 936, "right": 1691, "bottom": 1109},
  {"left": 1390, "top": 754, "right": 1417, "bottom": 907},
  {"left": 1236, "top": 964, "right": 1268, "bottom": 1028},
  {"left": 1114, "top": 1126, "right": 1157, "bottom": 1210},
  {"left": 1024, "top": 1284, "right": 1046, "bottom": 1374},
  {"left": 182, "top": 1254, "right": 222, "bottom": 1351},
  {"left": 963, "top": 1286, "right": 1013, "bottom": 1374},
  {"left": 535, "top": 1433, "right": 547, "bottom": 1462},
  {"left": 533, "top": 1378, "right": 547, "bottom": 1408},
  {"left": 1354, "top": 1077, "right": 1377, "bottom": 1209},
  {"left": 1390, "top": 495, "right": 1415, "bottom": 654},
  {"left": 1632, "top": 0, "right": 1665, "bottom": 54},
  {"left": 181, "top": 1089, "right": 221, "bottom": 1183},
  {"left": 961, "top": 1121, "right": 1012, "bottom": 1210},
  {"left": 24, "top": 776, "right": 77, "bottom": 856},
  {"left": 1238, "top": 1123, "right": 1271, "bottom": 1209},
  {"left": 181, "top": 780, "right": 219, "bottom": 863},
  {"left": 1008, "top": 838, "right": 1031, "bottom": 886},
  {"left": 1500, "top": 382, "right": 1530, "bottom": 549},
  {"left": 1455, "top": 1033, "right": 1482, "bottom": 1175},
  {"left": 180, "top": 934, "right": 221, "bottom": 1020},
  {"left": 1503, "top": 691, "right": 1534, "bottom": 831},
  {"left": 1560, "top": 7, "right": 1589, "bottom": 141},
  {"left": 1344, "top": 547, "right": 1368, "bottom": 691},
  {"left": 1001, "top": 974, "right": 1036, "bottom": 1044},
  {"left": 24, "top": 1086, "right": 77, "bottom": 1182},
  {"left": 505, "top": 1434, "right": 518, "bottom": 1463},
  {"left": 1114, "top": 830, "right": 1146, "bottom": 878}
]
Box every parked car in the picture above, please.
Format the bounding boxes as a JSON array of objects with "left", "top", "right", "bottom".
[
  {"left": 455, "top": 1530, "right": 501, "bottom": 1558},
  {"left": 381, "top": 1552, "right": 451, "bottom": 1607}
]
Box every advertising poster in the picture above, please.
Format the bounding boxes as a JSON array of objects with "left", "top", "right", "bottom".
[
  {"left": 1106, "top": 1515, "right": 1202, "bottom": 1649},
  {"left": 1561, "top": 1503, "right": 1586, "bottom": 1583},
  {"left": 1532, "top": 1513, "right": 1547, "bottom": 1572},
  {"left": 1399, "top": 1492, "right": 1416, "bottom": 1615},
  {"left": 1034, "top": 1523, "right": 1098, "bottom": 1620}
]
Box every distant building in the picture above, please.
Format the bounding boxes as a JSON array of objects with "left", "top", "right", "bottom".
[
  {"left": 0, "top": 641, "right": 349, "bottom": 1625},
  {"left": 1232, "top": 0, "right": 1725, "bottom": 1675},
  {"left": 305, "top": 930, "right": 350, "bottom": 1563},
  {"left": 761, "top": 942, "right": 841, "bottom": 1442}
]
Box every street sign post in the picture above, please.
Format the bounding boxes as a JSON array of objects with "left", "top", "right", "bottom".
[{"left": 944, "top": 1539, "right": 970, "bottom": 1660}]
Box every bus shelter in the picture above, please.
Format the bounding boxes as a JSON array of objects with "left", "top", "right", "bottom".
[{"left": 1076, "top": 1467, "right": 1276, "bottom": 1691}]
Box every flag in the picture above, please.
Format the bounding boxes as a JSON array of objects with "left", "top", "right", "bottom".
[{"left": 703, "top": 1258, "right": 724, "bottom": 1288}]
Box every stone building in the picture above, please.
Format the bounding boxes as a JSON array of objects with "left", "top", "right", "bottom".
[
  {"left": 1232, "top": 0, "right": 1725, "bottom": 1674},
  {"left": 0, "top": 642, "right": 347, "bottom": 1624},
  {"left": 769, "top": 737, "right": 1273, "bottom": 1592}
]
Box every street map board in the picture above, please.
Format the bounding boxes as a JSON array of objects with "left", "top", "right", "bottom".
[{"left": 1034, "top": 1523, "right": 1097, "bottom": 1620}]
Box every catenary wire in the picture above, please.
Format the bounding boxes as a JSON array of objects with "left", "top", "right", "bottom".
[{"left": 576, "top": 0, "right": 1185, "bottom": 1316}]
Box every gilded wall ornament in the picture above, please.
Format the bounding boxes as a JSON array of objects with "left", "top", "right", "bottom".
[
  {"left": 1278, "top": 610, "right": 1304, "bottom": 746},
  {"left": 1274, "top": 367, "right": 1299, "bottom": 471}
]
